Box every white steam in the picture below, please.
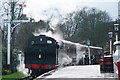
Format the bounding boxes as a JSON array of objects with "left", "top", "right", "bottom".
[
  {"left": 33, "top": 29, "right": 63, "bottom": 43},
  {"left": 58, "top": 53, "right": 72, "bottom": 66},
  {"left": 17, "top": 57, "right": 28, "bottom": 76},
  {"left": 76, "top": 43, "right": 86, "bottom": 64}
]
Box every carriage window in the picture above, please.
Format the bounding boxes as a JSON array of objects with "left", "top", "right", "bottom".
[{"left": 47, "top": 40, "right": 52, "bottom": 44}]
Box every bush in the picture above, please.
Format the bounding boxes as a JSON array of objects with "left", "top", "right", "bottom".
[
  {"left": 2, "top": 69, "right": 11, "bottom": 75},
  {"left": 2, "top": 47, "right": 19, "bottom": 75}
]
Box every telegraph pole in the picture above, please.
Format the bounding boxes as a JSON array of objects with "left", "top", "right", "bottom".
[
  {"left": 7, "top": 23, "right": 11, "bottom": 65},
  {"left": 7, "top": 0, "right": 11, "bottom": 65}
]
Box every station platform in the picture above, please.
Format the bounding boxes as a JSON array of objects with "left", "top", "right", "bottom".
[{"left": 36, "top": 65, "right": 115, "bottom": 80}]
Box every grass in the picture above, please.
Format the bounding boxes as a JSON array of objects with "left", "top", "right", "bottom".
[{"left": 1, "top": 72, "right": 25, "bottom": 80}]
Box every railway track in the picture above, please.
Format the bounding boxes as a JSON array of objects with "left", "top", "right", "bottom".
[
  {"left": 35, "top": 69, "right": 57, "bottom": 79},
  {"left": 15, "top": 68, "right": 59, "bottom": 80}
]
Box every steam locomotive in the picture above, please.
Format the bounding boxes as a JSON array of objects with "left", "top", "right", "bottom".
[
  {"left": 24, "top": 35, "right": 59, "bottom": 76},
  {"left": 24, "top": 35, "right": 102, "bottom": 76}
]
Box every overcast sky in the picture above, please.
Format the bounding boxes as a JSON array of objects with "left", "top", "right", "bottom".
[{"left": 23, "top": 0, "right": 120, "bottom": 22}]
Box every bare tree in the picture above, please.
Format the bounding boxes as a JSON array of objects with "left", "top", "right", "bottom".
[
  {"left": 15, "top": 20, "right": 48, "bottom": 51},
  {"left": 0, "top": 0, "right": 27, "bottom": 48},
  {"left": 59, "top": 7, "right": 112, "bottom": 46}
]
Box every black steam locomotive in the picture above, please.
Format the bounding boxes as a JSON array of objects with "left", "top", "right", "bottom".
[{"left": 24, "top": 35, "right": 59, "bottom": 76}]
